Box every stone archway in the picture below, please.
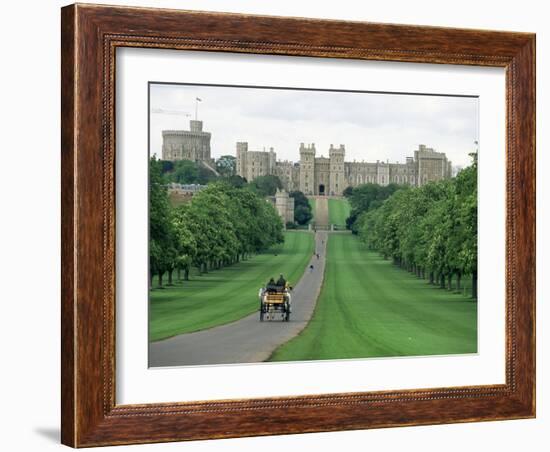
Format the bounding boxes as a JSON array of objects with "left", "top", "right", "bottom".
[{"left": 318, "top": 184, "right": 325, "bottom": 195}]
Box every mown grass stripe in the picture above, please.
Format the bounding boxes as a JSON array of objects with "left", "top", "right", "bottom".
[
  {"left": 328, "top": 198, "right": 351, "bottom": 226},
  {"left": 149, "top": 231, "right": 314, "bottom": 341},
  {"left": 270, "top": 233, "right": 477, "bottom": 361}
]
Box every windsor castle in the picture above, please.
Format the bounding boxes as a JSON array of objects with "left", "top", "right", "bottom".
[
  {"left": 162, "top": 119, "right": 453, "bottom": 198},
  {"left": 236, "top": 142, "right": 452, "bottom": 196}
]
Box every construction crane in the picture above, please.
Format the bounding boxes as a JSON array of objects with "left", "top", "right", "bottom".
[{"left": 151, "top": 108, "right": 191, "bottom": 117}]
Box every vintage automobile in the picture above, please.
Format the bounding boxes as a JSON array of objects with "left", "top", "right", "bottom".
[{"left": 259, "top": 284, "right": 291, "bottom": 322}]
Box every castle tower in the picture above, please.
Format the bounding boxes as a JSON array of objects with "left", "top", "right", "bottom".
[
  {"left": 161, "top": 119, "right": 211, "bottom": 163},
  {"left": 269, "top": 147, "right": 276, "bottom": 174},
  {"left": 189, "top": 120, "right": 203, "bottom": 132},
  {"left": 299, "top": 143, "right": 316, "bottom": 195},
  {"left": 235, "top": 142, "right": 248, "bottom": 179},
  {"left": 275, "top": 189, "right": 295, "bottom": 225},
  {"left": 414, "top": 144, "right": 450, "bottom": 186},
  {"left": 329, "top": 144, "right": 345, "bottom": 196}
]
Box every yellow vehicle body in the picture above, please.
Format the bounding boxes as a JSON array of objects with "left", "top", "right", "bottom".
[
  {"left": 264, "top": 292, "right": 286, "bottom": 304},
  {"left": 260, "top": 287, "right": 291, "bottom": 322}
]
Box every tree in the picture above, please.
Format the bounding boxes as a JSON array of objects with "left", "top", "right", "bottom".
[
  {"left": 249, "top": 175, "right": 283, "bottom": 197},
  {"left": 455, "top": 160, "right": 478, "bottom": 298},
  {"left": 289, "top": 191, "right": 313, "bottom": 225},
  {"left": 221, "top": 174, "right": 247, "bottom": 188},
  {"left": 170, "top": 159, "right": 199, "bottom": 184},
  {"left": 342, "top": 186, "right": 354, "bottom": 197},
  {"left": 171, "top": 205, "right": 198, "bottom": 281},
  {"left": 161, "top": 159, "right": 218, "bottom": 185},
  {"left": 160, "top": 160, "right": 174, "bottom": 173},
  {"left": 356, "top": 156, "right": 477, "bottom": 299},
  {"left": 149, "top": 157, "right": 174, "bottom": 287},
  {"left": 216, "top": 155, "right": 236, "bottom": 176},
  {"left": 295, "top": 205, "right": 313, "bottom": 225},
  {"left": 196, "top": 164, "right": 218, "bottom": 184},
  {"left": 148, "top": 165, "right": 285, "bottom": 287},
  {"left": 347, "top": 183, "right": 403, "bottom": 233}
]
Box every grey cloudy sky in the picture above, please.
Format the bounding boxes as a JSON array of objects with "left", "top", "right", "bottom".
[{"left": 149, "top": 83, "right": 478, "bottom": 168}]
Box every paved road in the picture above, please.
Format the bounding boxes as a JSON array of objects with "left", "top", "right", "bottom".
[
  {"left": 149, "top": 201, "right": 329, "bottom": 367},
  {"left": 314, "top": 195, "right": 329, "bottom": 228}
]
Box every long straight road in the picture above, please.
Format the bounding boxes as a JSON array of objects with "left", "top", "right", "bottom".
[
  {"left": 149, "top": 200, "right": 328, "bottom": 367},
  {"left": 314, "top": 195, "right": 329, "bottom": 228}
]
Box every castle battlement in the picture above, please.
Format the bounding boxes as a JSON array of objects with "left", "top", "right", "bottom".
[
  {"left": 236, "top": 141, "right": 452, "bottom": 196},
  {"left": 161, "top": 120, "right": 212, "bottom": 163}
]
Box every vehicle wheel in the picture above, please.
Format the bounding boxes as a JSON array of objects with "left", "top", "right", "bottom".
[{"left": 260, "top": 309, "right": 264, "bottom": 322}]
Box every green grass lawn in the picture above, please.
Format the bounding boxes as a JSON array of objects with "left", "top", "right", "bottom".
[
  {"left": 149, "top": 231, "right": 314, "bottom": 341},
  {"left": 270, "top": 234, "right": 477, "bottom": 361},
  {"left": 328, "top": 198, "right": 350, "bottom": 226}
]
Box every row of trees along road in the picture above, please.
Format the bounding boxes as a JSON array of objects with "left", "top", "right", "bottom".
[
  {"left": 350, "top": 154, "right": 477, "bottom": 298},
  {"left": 150, "top": 157, "right": 284, "bottom": 287}
]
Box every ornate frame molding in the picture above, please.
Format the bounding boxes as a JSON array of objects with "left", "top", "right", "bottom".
[{"left": 61, "top": 4, "right": 535, "bottom": 447}]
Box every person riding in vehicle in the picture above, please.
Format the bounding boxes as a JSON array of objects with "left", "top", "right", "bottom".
[{"left": 266, "top": 277, "right": 277, "bottom": 293}]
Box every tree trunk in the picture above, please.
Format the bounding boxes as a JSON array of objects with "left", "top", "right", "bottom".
[
  {"left": 158, "top": 271, "right": 163, "bottom": 287},
  {"left": 168, "top": 270, "right": 173, "bottom": 285},
  {"left": 456, "top": 272, "right": 462, "bottom": 291},
  {"left": 447, "top": 273, "right": 453, "bottom": 290},
  {"left": 439, "top": 273, "right": 445, "bottom": 288},
  {"left": 472, "top": 271, "right": 478, "bottom": 299},
  {"left": 184, "top": 268, "right": 189, "bottom": 281},
  {"left": 429, "top": 272, "right": 434, "bottom": 284},
  {"left": 177, "top": 268, "right": 181, "bottom": 281}
]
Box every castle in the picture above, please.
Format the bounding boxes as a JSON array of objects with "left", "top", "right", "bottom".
[
  {"left": 236, "top": 142, "right": 452, "bottom": 196},
  {"left": 270, "top": 189, "right": 295, "bottom": 224},
  {"left": 161, "top": 120, "right": 453, "bottom": 197},
  {"left": 161, "top": 120, "right": 216, "bottom": 168}
]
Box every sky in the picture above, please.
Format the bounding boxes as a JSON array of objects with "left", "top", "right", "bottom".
[{"left": 149, "top": 83, "right": 479, "bottom": 168}]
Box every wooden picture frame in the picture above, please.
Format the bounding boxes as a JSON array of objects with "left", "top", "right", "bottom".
[{"left": 61, "top": 3, "right": 535, "bottom": 447}]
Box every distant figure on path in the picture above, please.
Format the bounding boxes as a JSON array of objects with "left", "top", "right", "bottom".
[{"left": 309, "top": 264, "right": 314, "bottom": 272}]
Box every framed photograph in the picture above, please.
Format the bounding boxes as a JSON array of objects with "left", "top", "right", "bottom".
[{"left": 61, "top": 4, "right": 535, "bottom": 447}]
